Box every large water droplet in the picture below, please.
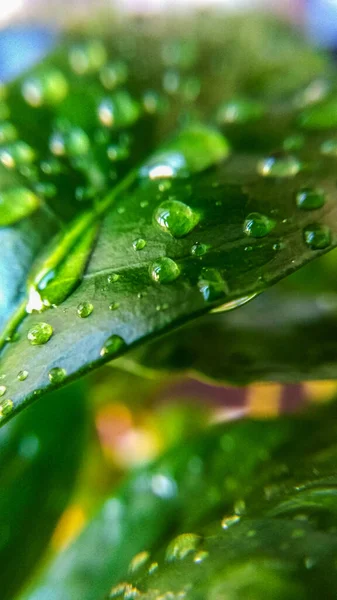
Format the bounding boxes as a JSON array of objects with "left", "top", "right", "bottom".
[
  {"left": 154, "top": 199, "right": 199, "bottom": 238},
  {"left": 149, "top": 257, "right": 180, "bottom": 283},
  {"left": 22, "top": 69, "right": 68, "bottom": 107},
  {"left": 0, "top": 187, "right": 40, "bottom": 226},
  {"left": 139, "top": 124, "right": 230, "bottom": 180},
  {"left": 257, "top": 154, "right": 301, "bottom": 178},
  {"left": 98, "top": 91, "right": 140, "bottom": 128},
  {"left": 100, "top": 334, "right": 126, "bottom": 357},
  {"left": 198, "top": 267, "right": 228, "bottom": 301},
  {"left": 216, "top": 98, "right": 265, "bottom": 124},
  {"left": 166, "top": 533, "right": 201, "bottom": 562},
  {"left": 77, "top": 302, "right": 94, "bottom": 318},
  {"left": 303, "top": 224, "right": 331, "bottom": 250},
  {"left": 244, "top": 212, "right": 275, "bottom": 238},
  {"left": 48, "top": 367, "right": 67, "bottom": 384},
  {"left": 296, "top": 187, "right": 325, "bottom": 210},
  {"left": 27, "top": 322, "right": 53, "bottom": 345},
  {"left": 0, "top": 398, "right": 13, "bottom": 418}
]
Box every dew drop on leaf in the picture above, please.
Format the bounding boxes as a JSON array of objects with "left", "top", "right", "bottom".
[
  {"left": 48, "top": 367, "right": 67, "bottom": 384},
  {"left": 27, "top": 322, "right": 53, "bottom": 345},
  {"left": 154, "top": 199, "right": 199, "bottom": 238},
  {"left": 165, "top": 533, "right": 201, "bottom": 562},
  {"left": 0, "top": 385, "right": 6, "bottom": 397},
  {"left": 296, "top": 187, "right": 325, "bottom": 210},
  {"left": 257, "top": 154, "right": 301, "bottom": 177},
  {"left": 193, "top": 550, "right": 209, "bottom": 564},
  {"left": 17, "top": 370, "right": 28, "bottom": 381},
  {"left": 77, "top": 302, "right": 94, "bottom": 318},
  {"left": 0, "top": 398, "right": 13, "bottom": 418},
  {"left": 149, "top": 257, "right": 180, "bottom": 283},
  {"left": 303, "top": 224, "right": 331, "bottom": 249},
  {"left": 191, "top": 242, "right": 208, "bottom": 256},
  {"left": 243, "top": 212, "right": 275, "bottom": 238},
  {"left": 132, "top": 238, "right": 147, "bottom": 251},
  {"left": 100, "top": 334, "right": 126, "bottom": 357},
  {"left": 107, "top": 273, "right": 120, "bottom": 284},
  {"left": 109, "top": 302, "right": 119, "bottom": 311}
]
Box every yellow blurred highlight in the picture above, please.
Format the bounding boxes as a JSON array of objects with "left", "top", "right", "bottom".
[
  {"left": 247, "top": 383, "right": 282, "bottom": 418},
  {"left": 51, "top": 505, "right": 86, "bottom": 551},
  {"left": 303, "top": 380, "right": 337, "bottom": 403}
]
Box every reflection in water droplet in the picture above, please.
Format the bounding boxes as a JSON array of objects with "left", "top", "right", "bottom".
[
  {"left": 244, "top": 212, "right": 275, "bottom": 238},
  {"left": 17, "top": 370, "right": 28, "bottom": 381},
  {"left": 128, "top": 550, "right": 150, "bottom": 574},
  {"left": 303, "top": 224, "right": 331, "bottom": 250},
  {"left": 221, "top": 515, "right": 241, "bottom": 529},
  {"left": 296, "top": 187, "right": 325, "bottom": 210},
  {"left": 154, "top": 199, "right": 199, "bottom": 238},
  {"left": 48, "top": 367, "right": 67, "bottom": 384},
  {"left": 0, "top": 398, "right": 13, "bottom": 418},
  {"left": 100, "top": 334, "right": 126, "bottom": 357},
  {"left": 198, "top": 267, "right": 228, "bottom": 302},
  {"left": 149, "top": 257, "right": 180, "bottom": 283},
  {"left": 27, "top": 322, "right": 53, "bottom": 345},
  {"left": 166, "top": 533, "right": 201, "bottom": 562},
  {"left": 77, "top": 302, "right": 94, "bottom": 318},
  {"left": 132, "top": 238, "right": 147, "bottom": 251},
  {"left": 257, "top": 155, "right": 301, "bottom": 178}
]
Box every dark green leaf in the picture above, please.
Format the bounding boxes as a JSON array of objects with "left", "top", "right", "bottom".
[{"left": 0, "top": 380, "right": 87, "bottom": 600}]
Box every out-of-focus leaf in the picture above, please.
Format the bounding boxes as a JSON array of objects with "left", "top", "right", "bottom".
[{"left": 0, "top": 380, "right": 87, "bottom": 600}]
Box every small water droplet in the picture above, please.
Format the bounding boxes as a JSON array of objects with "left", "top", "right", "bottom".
[
  {"left": 193, "top": 550, "right": 209, "bottom": 564},
  {"left": 132, "top": 238, "right": 147, "bottom": 251},
  {"left": 303, "top": 224, "right": 331, "bottom": 249},
  {"left": 109, "top": 302, "right": 119, "bottom": 311},
  {"left": 48, "top": 367, "right": 67, "bottom": 384},
  {"left": 0, "top": 398, "right": 13, "bottom": 418},
  {"left": 244, "top": 212, "right": 275, "bottom": 238},
  {"left": 107, "top": 273, "right": 120, "bottom": 283},
  {"left": 148, "top": 561, "right": 158, "bottom": 575},
  {"left": 77, "top": 302, "right": 94, "bottom": 318},
  {"left": 166, "top": 533, "right": 201, "bottom": 562},
  {"left": 17, "top": 370, "right": 28, "bottom": 381},
  {"left": 221, "top": 515, "right": 241, "bottom": 529},
  {"left": 191, "top": 242, "right": 208, "bottom": 256},
  {"left": 128, "top": 550, "right": 150, "bottom": 574},
  {"left": 154, "top": 199, "right": 199, "bottom": 238},
  {"left": 27, "top": 322, "right": 53, "bottom": 345},
  {"left": 107, "top": 144, "right": 129, "bottom": 162},
  {"left": 98, "top": 91, "right": 140, "bottom": 128},
  {"left": 198, "top": 267, "right": 228, "bottom": 302},
  {"left": 296, "top": 187, "right": 325, "bottom": 210},
  {"left": 149, "top": 257, "right": 180, "bottom": 283},
  {"left": 0, "top": 141, "right": 35, "bottom": 169},
  {"left": 100, "top": 334, "right": 126, "bottom": 357},
  {"left": 304, "top": 557, "right": 316, "bottom": 569},
  {"left": 0, "top": 385, "right": 6, "bottom": 397},
  {"left": 257, "top": 154, "right": 301, "bottom": 178},
  {"left": 22, "top": 69, "right": 68, "bottom": 107}
]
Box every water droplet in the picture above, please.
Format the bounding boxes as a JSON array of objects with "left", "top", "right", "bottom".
[
  {"left": 193, "top": 550, "right": 209, "bottom": 564},
  {"left": 108, "top": 273, "right": 120, "bottom": 283},
  {"left": 0, "top": 141, "right": 35, "bottom": 169},
  {"left": 296, "top": 187, "right": 325, "bottom": 210},
  {"left": 0, "top": 187, "right": 40, "bottom": 227},
  {"left": 154, "top": 199, "right": 199, "bottom": 238},
  {"left": 128, "top": 550, "right": 150, "bottom": 574},
  {"left": 27, "top": 322, "right": 53, "bottom": 345},
  {"left": 211, "top": 293, "right": 258, "bottom": 313},
  {"left": 149, "top": 257, "right": 180, "bottom": 283},
  {"left": 257, "top": 154, "right": 301, "bottom": 178},
  {"left": 0, "top": 398, "right": 13, "bottom": 418},
  {"left": 22, "top": 69, "right": 68, "bottom": 107},
  {"left": 304, "top": 557, "right": 316, "bottom": 569},
  {"left": 166, "top": 533, "right": 201, "bottom": 562},
  {"left": 216, "top": 98, "right": 265, "bottom": 124},
  {"left": 191, "top": 242, "right": 208, "bottom": 256},
  {"left": 198, "top": 267, "right": 228, "bottom": 302},
  {"left": 100, "top": 61, "right": 128, "bottom": 89},
  {"left": 244, "top": 212, "right": 275, "bottom": 238},
  {"left": 50, "top": 127, "right": 90, "bottom": 157},
  {"left": 69, "top": 40, "right": 107, "bottom": 75},
  {"left": 132, "top": 238, "right": 147, "bottom": 251},
  {"left": 107, "top": 144, "right": 129, "bottom": 162},
  {"left": 17, "top": 370, "right": 28, "bottom": 381},
  {"left": 98, "top": 91, "right": 140, "bottom": 128},
  {"left": 77, "top": 302, "right": 94, "bottom": 318},
  {"left": 221, "top": 515, "right": 241, "bottom": 529},
  {"left": 109, "top": 302, "right": 119, "bottom": 311},
  {"left": 320, "top": 139, "right": 337, "bottom": 157},
  {"left": 140, "top": 124, "right": 230, "bottom": 179},
  {"left": 148, "top": 562, "right": 158, "bottom": 575},
  {"left": 0, "top": 385, "right": 6, "bottom": 397},
  {"left": 100, "top": 334, "right": 126, "bottom": 357},
  {"left": 48, "top": 367, "right": 67, "bottom": 384},
  {"left": 0, "top": 122, "right": 17, "bottom": 144},
  {"left": 303, "top": 224, "right": 331, "bottom": 250}
]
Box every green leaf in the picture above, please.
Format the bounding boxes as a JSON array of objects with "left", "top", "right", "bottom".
[
  {"left": 117, "top": 290, "right": 337, "bottom": 384},
  {"left": 0, "top": 16, "right": 336, "bottom": 420},
  {"left": 0, "top": 380, "right": 87, "bottom": 600}
]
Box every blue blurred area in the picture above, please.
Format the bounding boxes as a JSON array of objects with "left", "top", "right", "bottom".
[
  {"left": 0, "top": 27, "right": 57, "bottom": 82},
  {"left": 307, "top": 0, "right": 337, "bottom": 47}
]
